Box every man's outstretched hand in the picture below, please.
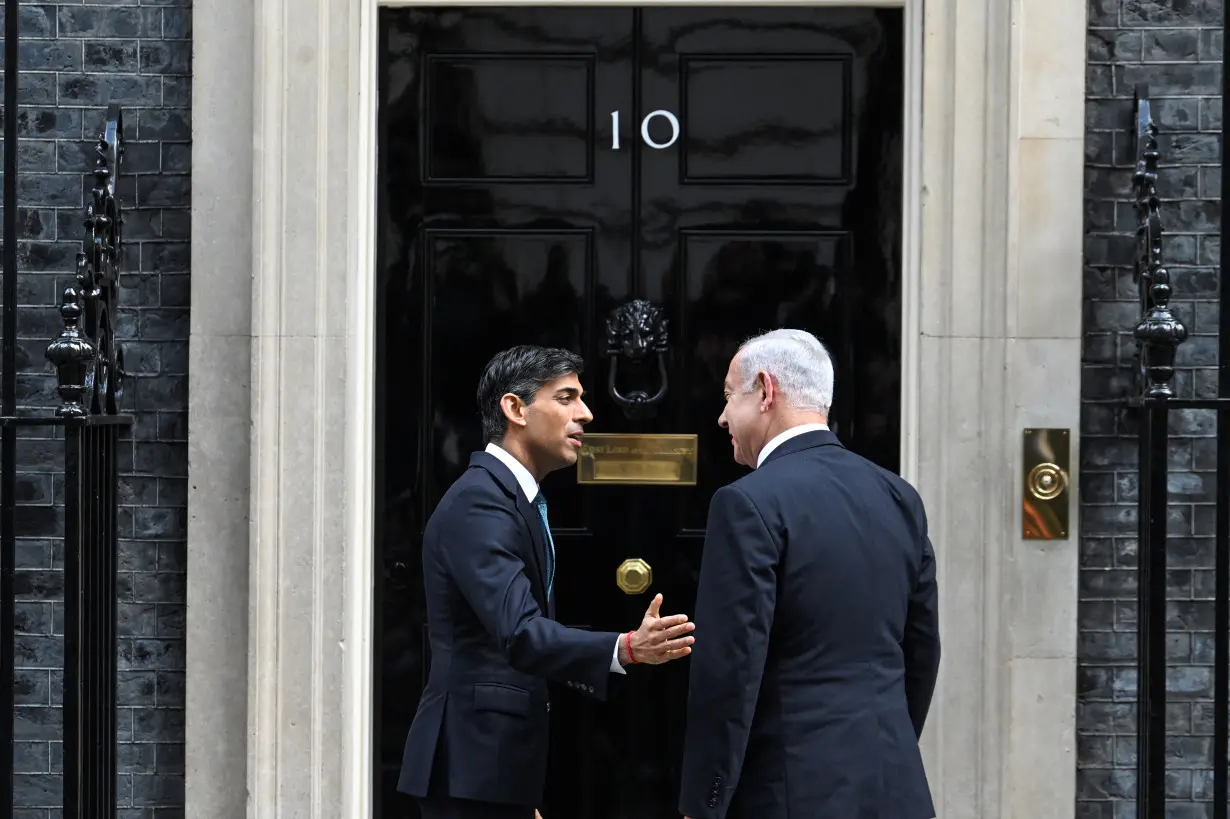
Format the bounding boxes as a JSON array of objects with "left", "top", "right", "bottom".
[{"left": 619, "top": 593, "right": 696, "bottom": 665}]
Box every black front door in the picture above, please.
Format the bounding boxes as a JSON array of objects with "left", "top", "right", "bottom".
[{"left": 375, "top": 8, "right": 903, "bottom": 818}]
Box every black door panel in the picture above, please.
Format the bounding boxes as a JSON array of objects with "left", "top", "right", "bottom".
[{"left": 376, "top": 8, "right": 902, "bottom": 818}]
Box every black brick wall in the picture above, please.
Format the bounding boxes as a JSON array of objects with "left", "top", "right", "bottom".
[
  {"left": 2, "top": 0, "right": 1227, "bottom": 814},
  {"left": 0, "top": 0, "right": 189, "bottom": 815},
  {"left": 1083, "top": 1, "right": 1223, "bottom": 817}
]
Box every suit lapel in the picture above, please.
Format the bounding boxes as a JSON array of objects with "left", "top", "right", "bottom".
[
  {"left": 511, "top": 484, "right": 551, "bottom": 605},
  {"left": 469, "top": 452, "right": 551, "bottom": 608}
]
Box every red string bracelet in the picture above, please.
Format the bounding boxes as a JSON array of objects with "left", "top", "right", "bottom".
[{"left": 625, "top": 631, "right": 637, "bottom": 664}]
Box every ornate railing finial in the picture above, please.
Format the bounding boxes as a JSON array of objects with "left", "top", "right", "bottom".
[
  {"left": 44, "top": 286, "right": 92, "bottom": 418},
  {"left": 46, "top": 104, "right": 126, "bottom": 416},
  {"left": 1132, "top": 84, "right": 1187, "bottom": 400}
]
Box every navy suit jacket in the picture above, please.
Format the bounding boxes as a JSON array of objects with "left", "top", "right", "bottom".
[
  {"left": 679, "top": 430, "right": 941, "bottom": 819},
  {"left": 398, "top": 452, "right": 621, "bottom": 807}
]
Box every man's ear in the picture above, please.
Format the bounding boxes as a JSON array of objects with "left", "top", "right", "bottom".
[
  {"left": 500, "top": 393, "right": 529, "bottom": 428},
  {"left": 757, "top": 371, "right": 775, "bottom": 409}
]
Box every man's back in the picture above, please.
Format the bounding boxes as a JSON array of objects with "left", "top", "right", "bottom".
[{"left": 679, "top": 429, "right": 940, "bottom": 819}]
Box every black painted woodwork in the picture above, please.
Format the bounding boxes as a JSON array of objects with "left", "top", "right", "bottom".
[{"left": 375, "top": 8, "right": 903, "bottom": 818}]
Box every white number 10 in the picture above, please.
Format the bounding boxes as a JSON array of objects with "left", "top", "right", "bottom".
[{"left": 609, "top": 110, "right": 681, "bottom": 150}]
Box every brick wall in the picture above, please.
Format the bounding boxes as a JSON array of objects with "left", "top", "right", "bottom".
[
  {"left": 1082, "top": 1, "right": 1223, "bottom": 816},
  {"left": 2, "top": 0, "right": 1227, "bottom": 814},
  {"left": 0, "top": 0, "right": 189, "bottom": 814}
]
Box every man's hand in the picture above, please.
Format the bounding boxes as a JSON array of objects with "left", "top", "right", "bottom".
[
  {"left": 619, "top": 593, "right": 695, "bottom": 665},
  {"left": 535, "top": 811, "right": 543, "bottom": 819}
]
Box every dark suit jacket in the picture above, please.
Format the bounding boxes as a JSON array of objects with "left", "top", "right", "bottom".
[
  {"left": 398, "top": 452, "right": 621, "bottom": 807},
  {"left": 679, "top": 430, "right": 941, "bottom": 819}
]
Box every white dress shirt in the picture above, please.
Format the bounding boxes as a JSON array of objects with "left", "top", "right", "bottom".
[
  {"left": 485, "top": 443, "right": 626, "bottom": 675},
  {"left": 755, "top": 422, "right": 830, "bottom": 468}
]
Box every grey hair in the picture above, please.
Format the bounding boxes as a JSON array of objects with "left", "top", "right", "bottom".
[{"left": 735, "top": 329, "right": 834, "bottom": 412}]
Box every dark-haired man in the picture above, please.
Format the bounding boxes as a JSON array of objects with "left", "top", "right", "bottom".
[{"left": 399, "top": 345, "right": 697, "bottom": 819}]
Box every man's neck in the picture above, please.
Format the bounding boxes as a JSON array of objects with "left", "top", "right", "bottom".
[
  {"left": 762, "top": 411, "right": 828, "bottom": 445},
  {"left": 753, "top": 414, "right": 830, "bottom": 469},
  {"left": 494, "top": 435, "right": 547, "bottom": 483}
]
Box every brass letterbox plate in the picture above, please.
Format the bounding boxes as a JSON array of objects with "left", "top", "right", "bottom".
[
  {"left": 576, "top": 433, "right": 698, "bottom": 486},
  {"left": 1022, "top": 428, "right": 1071, "bottom": 540}
]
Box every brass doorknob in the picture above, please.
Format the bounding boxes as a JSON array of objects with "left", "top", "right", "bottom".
[{"left": 615, "top": 558, "right": 652, "bottom": 595}]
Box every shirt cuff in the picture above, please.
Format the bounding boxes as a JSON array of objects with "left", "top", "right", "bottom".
[{"left": 611, "top": 636, "right": 626, "bottom": 674}]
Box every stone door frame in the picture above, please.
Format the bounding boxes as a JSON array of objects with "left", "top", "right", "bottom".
[{"left": 186, "top": 0, "right": 1088, "bottom": 815}]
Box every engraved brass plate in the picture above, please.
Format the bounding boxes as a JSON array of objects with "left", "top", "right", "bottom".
[
  {"left": 576, "top": 433, "right": 698, "bottom": 486},
  {"left": 1022, "top": 428, "right": 1071, "bottom": 540},
  {"left": 616, "top": 558, "right": 652, "bottom": 595}
]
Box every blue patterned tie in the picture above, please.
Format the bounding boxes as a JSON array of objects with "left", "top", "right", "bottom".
[{"left": 533, "top": 492, "right": 556, "bottom": 600}]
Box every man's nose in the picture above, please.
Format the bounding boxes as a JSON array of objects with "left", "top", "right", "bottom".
[
  {"left": 577, "top": 399, "right": 594, "bottom": 424},
  {"left": 718, "top": 411, "right": 728, "bottom": 429}
]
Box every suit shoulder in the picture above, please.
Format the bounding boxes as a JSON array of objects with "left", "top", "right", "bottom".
[
  {"left": 875, "top": 462, "right": 925, "bottom": 508},
  {"left": 831, "top": 447, "right": 925, "bottom": 503},
  {"left": 853, "top": 456, "right": 929, "bottom": 532},
  {"left": 431, "top": 467, "right": 514, "bottom": 522},
  {"left": 717, "top": 470, "right": 781, "bottom": 515},
  {"left": 723, "top": 469, "right": 764, "bottom": 497},
  {"left": 753, "top": 444, "right": 926, "bottom": 508}
]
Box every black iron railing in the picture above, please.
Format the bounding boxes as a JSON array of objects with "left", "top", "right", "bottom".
[
  {"left": 2, "top": 0, "right": 19, "bottom": 804},
  {"left": 0, "top": 104, "right": 131, "bottom": 817},
  {"left": 1129, "top": 83, "right": 1230, "bottom": 819}
]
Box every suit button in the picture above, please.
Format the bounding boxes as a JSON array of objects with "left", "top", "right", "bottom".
[
  {"left": 708, "top": 797, "right": 719, "bottom": 808},
  {"left": 546, "top": 702, "right": 551, "bottom": 712},
  {"left": 587, "top": 684, "right": 594, "bottom": 693}
]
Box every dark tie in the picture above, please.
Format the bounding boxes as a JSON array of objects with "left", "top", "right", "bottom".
[{"left": 533, "top": 492, "right": 556, "bottom": 600}]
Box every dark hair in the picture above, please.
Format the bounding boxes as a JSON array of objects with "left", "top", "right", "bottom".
[{"left": 477, "top": 345, "right": 585, "bottom": 444}]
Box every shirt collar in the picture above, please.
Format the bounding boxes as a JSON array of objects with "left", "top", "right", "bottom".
[
  {"left": 756, "top": 423, "right": 830, "bottom": 468},
  {"left": 485, "top": 442, "right": 540, "bottom": 501}
]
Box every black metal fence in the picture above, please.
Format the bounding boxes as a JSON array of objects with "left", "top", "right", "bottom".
[
  {"left": 0, "top": 97, "right": 132, "bottom": 818},
  {"left": 1131, "top": 83, "right": 1230, "bottom": 818}
]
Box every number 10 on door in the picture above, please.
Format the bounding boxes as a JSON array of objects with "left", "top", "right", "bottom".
[{"left": 610, "top": 110, "right": 681, "bottom": 150}]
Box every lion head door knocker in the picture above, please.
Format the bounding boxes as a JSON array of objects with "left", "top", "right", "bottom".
[{"left": 605, "top": 299, "right": 669, "bottom": 421}]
